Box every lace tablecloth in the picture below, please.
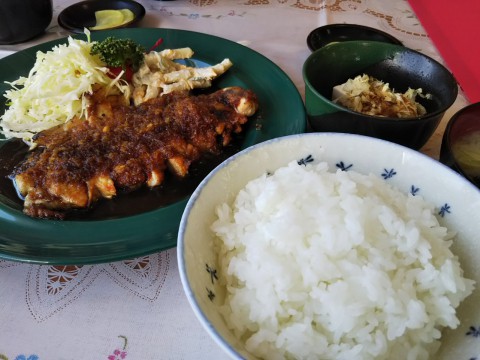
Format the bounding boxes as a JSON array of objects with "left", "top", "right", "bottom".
[{"left": 0, "top": 1, "right": 471, "bottom": 359}]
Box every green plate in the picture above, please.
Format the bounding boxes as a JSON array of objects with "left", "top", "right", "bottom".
[{"left": 0, "top": 28, "right": 306, "bottom": 265}]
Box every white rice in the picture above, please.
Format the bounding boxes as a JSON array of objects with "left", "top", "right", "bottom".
[{"left": 211, "top": 160, "right": 475, "bottom": 360}]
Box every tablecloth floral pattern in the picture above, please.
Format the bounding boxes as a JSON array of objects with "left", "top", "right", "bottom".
[
  {"left": 1, "top": 253, "right": 170, "bottom": 322},
  {"left": 0, "top": 0, "right": 471, "bottom": 358}
]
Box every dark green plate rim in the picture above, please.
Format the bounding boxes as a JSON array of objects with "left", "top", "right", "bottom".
[{"left": 0, "top": 28, "right": 306, "bottom": 265}]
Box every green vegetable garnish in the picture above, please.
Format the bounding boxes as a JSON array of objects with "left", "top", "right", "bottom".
[
  {"left": 90, "top": 37, "right": 145, "bottom": 71},
  {"left": 0, "top": 34, "right": 130, "bottom": 142}
]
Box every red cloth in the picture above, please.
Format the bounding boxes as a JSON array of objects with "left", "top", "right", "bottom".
[{"left": 408, "top": 0, "right": 480, "bottom": 103}]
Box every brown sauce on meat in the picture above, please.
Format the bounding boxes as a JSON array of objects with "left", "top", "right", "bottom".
[{"left": 0, "top": 137, "right": 242, "bottom": 220}]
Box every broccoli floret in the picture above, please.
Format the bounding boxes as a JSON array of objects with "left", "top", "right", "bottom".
[{"left": 91, "top": 37, "right": 145, "bottom": 70}]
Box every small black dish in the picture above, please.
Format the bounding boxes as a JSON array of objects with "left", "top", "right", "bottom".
[
  {"left": 307, "top": 24, "right": 402, "bottom": 52},
  {"left": 58, "top": 0, "right": 146, "bottom": 34}
]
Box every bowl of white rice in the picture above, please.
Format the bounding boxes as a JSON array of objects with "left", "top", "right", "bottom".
[{"left": 177, "top": 133, "right": 480, "bottom": 360}]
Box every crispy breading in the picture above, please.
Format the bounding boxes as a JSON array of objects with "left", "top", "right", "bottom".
[{"left": 12, "top": 86, "right": 258, "bottom": 219}]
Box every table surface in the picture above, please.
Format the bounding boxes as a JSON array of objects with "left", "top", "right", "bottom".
[{"left": 0, "top": 1, "right": 471, "bottom": 359}]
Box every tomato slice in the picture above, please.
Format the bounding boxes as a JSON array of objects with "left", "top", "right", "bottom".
[{"left": 108, "top": 66, "right": 133, "bottom": 82}]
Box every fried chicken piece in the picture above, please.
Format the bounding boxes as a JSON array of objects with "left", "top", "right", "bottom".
[{"left": 12, "top": 86, "right": 258, "bottom": 219}]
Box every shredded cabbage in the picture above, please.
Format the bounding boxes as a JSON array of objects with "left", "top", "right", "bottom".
[{"left": 0, "top": 33, "right": 129, "bottom": 142}]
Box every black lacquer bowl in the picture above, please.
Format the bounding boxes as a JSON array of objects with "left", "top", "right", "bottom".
[
  {"left": 0, "top": 0, "right": 53, "bottom": 44},
  {"left": 303, "top": 40, "right": 458, "bottom": 150},
  {"left": 440, "top": 102, "right": 480, "bottom": 188},
  {"left": 307, "top": 23, "right": 402, "bottom": 51}
]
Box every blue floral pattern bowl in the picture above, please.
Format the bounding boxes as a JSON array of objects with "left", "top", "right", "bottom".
[{"left": 178, "top": 133, "right": 480, "bottom": 360}]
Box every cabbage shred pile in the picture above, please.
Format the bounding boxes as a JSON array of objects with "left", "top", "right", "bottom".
[{"left": 0, "top": 34, "right": 129, "bottom": 142}]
